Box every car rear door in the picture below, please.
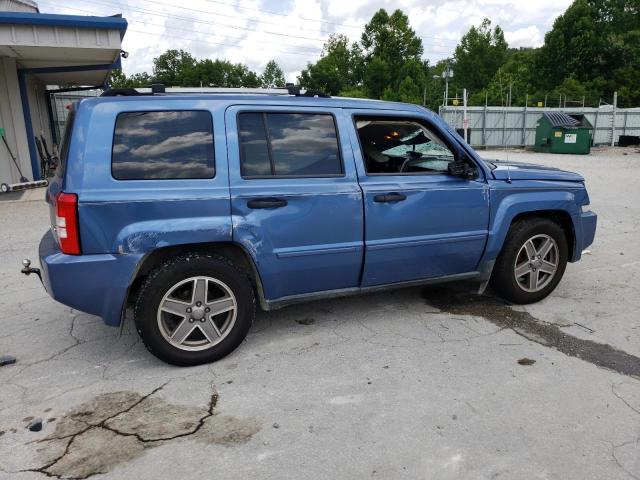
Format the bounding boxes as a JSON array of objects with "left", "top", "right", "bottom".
[
  {"left": 345, "top": 109, "right": 490, "bottom": 286},
  {"left": 225, "top": 105, "right": 364, "bottom": 301}
]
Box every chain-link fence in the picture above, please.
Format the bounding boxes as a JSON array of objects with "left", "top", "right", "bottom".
[
  {"left": 439, "top": 105, "right": 640, "bottom": 148},
  {"left": 50, "top": 90, "right": 101, "bottom": 142}
]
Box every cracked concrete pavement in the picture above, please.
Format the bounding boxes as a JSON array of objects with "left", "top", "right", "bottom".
[{"left": 1, "top": 147, "right": 639, "bottom": 479}]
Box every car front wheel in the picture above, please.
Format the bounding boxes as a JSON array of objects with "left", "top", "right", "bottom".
[
  {"left": 134, "top": 254, "right": 255, "bottom": 366},
  {"left": 490, "top": 218, "right": 568, "bottom": 304}
]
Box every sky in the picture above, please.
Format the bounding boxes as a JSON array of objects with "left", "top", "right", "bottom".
[{"left": 38, "top": 0, "right": 573, "bottom": 82}]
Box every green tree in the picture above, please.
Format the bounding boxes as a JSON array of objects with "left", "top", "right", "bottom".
[
  {"left": 298, "top": 34, "right": 364, "bottom": 95},
  {"left": 108, "top": 69, "right": 127, "bottom": 88},
  {"left": 536, "top": 0, "right": 640, "bottom": 106},
  {"left": 260, "top": 60, "right": 286, "bottom": 88},
  {"left": 107, "top": 70, "right": 152, "bottom": 88},
  {"left": 361, "top": 9, "right": 423, "bottom": 71},
  {"left": 363, "top": 56, "right": 391, "bottom": 98},
  {"left": 453, "top": 18, "right": 508, "bottom": 93},
  {"left": 152, "top": 49, "right": 197, "bottom": 86},
  {"left": 181, "top": 59, "right": 260, "bottom": 87},
  {"left": 299, "top": 9, "right": 427, "bottom": 102},
  {"left": 469, "top": 48, "right": 537, "bottom": 106}
]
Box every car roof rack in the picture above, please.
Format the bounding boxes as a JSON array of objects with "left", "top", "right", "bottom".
[{"left": 100, "top": 83, "right": 330, "bottom": 98}]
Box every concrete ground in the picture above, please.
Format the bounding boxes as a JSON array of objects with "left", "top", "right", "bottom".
[{"left": 1, "top": 147, "right": 639, "bottom": 480}]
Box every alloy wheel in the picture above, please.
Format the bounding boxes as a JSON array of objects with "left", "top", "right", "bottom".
[{"left": 157, "top": 276, "right": 237, "bottom": 351}]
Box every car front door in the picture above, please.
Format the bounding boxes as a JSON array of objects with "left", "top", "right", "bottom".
[
  {"left": 226, "top": 105, "right": 364, "bottom": 301},
  {"left": 345, "top": 110, "right": 490, "bottom": 286}
]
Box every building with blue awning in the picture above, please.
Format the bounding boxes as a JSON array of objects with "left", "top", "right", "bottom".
[{"left": 0, "top": 1, "right": 127, "bottom": 184}]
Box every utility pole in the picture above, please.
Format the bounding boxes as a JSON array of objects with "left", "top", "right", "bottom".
[
  {"left": 463, "top": 88, "right": 468, "bottom": 143},
  {"left": 445, "top": 76, "right": 449, "bottom": 107},
  {"left": 438, "top": 64, "right": 453, "bottom": 107}
]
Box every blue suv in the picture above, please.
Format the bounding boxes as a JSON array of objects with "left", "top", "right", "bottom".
[{"left": 25, "top": 86, "right": 597, "bottom": 365}]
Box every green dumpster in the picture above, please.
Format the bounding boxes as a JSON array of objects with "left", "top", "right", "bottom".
[{"left": 534, "top": 112, "right": 592, "bottom": 154}]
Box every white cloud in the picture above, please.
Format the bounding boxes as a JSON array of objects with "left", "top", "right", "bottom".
[
  {"left": 505, "top": 26, "right": 543, "bottom": 48},
  {"left": 36, "top": 0, "right": 573, "bottom": 81}
]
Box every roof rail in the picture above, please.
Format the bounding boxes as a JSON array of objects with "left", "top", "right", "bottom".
[{"left": 100, "top": 83, "right": 330, "bottom": 98}]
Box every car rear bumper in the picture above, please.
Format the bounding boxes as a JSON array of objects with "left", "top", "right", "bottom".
[{"left": 38, "top": 230, "right": 142, "bottom": 326}]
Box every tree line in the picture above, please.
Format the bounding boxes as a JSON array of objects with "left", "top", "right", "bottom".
[
  {"left": 111, "top": 0, "right": 640, "bottom": 109},
  {"left": 110, "top": 56, "right": 286, "bottom": 90}
]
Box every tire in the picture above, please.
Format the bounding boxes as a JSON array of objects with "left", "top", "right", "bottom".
[
  {"left": 490, "top": 218, "right": 568, "bottom": 304},
  {"left": 134, "top": 253, "right": 255, "bottom": 366}
]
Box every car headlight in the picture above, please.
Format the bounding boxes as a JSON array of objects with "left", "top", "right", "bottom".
[{"left": 581, "top": 205, "right": 592, "bottom": 214}]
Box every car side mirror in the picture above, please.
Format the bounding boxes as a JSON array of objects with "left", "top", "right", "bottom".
[{"left": 447, "top": 160, "right": 477, "bottom": 179}]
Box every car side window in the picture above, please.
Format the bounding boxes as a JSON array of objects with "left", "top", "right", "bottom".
[
  {"left": 238, "top": 112, "right": 343, "bottom": 177},
  {"left": 354, "top": 116, "right": 455, "bottom": 175},
  {"left": 112, "top": 110, "right": 215, "bottom": 180}
]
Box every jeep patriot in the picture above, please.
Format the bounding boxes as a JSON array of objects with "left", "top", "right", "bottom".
[{"left": 22, "top": 86, "right": 597, "bottom": 365}]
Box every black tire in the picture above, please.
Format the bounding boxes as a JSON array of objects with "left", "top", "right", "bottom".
[
  {"left": 134, "top": 253, "right": 255, "bottom": 366},
  {"left": 490, "top": 218, "right": 568, "bottom": 304}
]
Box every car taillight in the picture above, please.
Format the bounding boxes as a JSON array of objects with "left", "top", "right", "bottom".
[{"left": 55, "top": 192, "right": 81, "bottom": 255}]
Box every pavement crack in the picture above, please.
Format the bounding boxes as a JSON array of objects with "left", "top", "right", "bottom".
[
  {"left": 101, "top": 391, "right": 219, "bottom": 443},
  {"left": 18, "top": 384, "right": 257, "bottom": 479},
  {"left": 611, "top": 438, "right": 640, "bottom": 480},
  {"left": 611, "top": 382, "right": 640, "bottom": 416},
  {"left": 422, "top": 286, "right": 640, "bottom": 379}
]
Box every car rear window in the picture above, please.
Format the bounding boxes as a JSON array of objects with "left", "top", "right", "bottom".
[
  {"left": 112, "top": 110, "right": 214, "bottom": 180},
  {"left": 238, "top": 112, "right": 342, "bottom": 177}
]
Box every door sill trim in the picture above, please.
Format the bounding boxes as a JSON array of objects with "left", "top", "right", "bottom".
[{"left": 263, "top": 271, "right": 480, "bottom": 311}]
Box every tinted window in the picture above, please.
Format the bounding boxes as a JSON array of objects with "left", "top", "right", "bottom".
[
  {"left": 112, "top": 111, "right": 214, "bottom": 180},
  {"left": 238, "top": 112, "right": 342, "bottom": 177},
  {"left": 355, "top": 117, "right": 454, "bottom": 175}
]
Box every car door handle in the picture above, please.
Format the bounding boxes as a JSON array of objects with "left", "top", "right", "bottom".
[
  {"left": 247, "top": 198, "right": 288, "bottom": 209},
  {"left": 374, "top": 192, "right": 407, "bottom": 203}
]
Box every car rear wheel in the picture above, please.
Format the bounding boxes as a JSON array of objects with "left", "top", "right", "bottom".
[
  {"left": 134, "top": 254, "right": 255, "bottom": 366},
  {"left": 490, "top": 218, "right": 568, "bottom": 304}
]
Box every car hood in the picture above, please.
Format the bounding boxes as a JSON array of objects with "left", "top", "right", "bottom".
[{"left": 486, "top": 159, "right": 584, "bottom": 182}]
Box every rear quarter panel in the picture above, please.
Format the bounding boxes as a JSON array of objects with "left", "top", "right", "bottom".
[{"left": 68, "top": 99, "right": 232, "bottom": 255}]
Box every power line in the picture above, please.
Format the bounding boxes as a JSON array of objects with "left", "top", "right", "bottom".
[
  {"left": 37, "top": 0, "right": 323, "bottom": 54},
  {"left": 137, "top": 0, "right": 348, "bottom": 38},
  {"left": 126, "top": 29, "right": 321, "bottom": 57},
  {"left": 39, "top": 0, "right": 456, "bottom": 58},
  {"left": 87, "top": 0, "right": 459, "bottom": 49},
  {"left": 74, "top": 0, "right": 336, "bottom": 43},
  {"left": 199, "top": 0, "right": 461, "bottom": 45},
  {"left": 201, "top": 0, "right": 363, "bottom": 30},
  {"left": 136, "top": 0, "right": 460, "bottom": 46},
  {"left": 37, "top": 1, "right": 323, "bottom": 57},
  {"left": 99, "top": 0, "right": 342, "bottom": 42}
]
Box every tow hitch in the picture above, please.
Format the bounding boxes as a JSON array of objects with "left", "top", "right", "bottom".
[{"left": 21, "top": 259, "right": 43, "bottom": 284}]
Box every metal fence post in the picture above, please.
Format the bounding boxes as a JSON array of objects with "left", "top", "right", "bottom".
[
  {"left": 611, "top": 91, "right": 617, "bottom": 147},
  {"left": 502, "top": 106, "right": 507, "bottom": 147},
  {"left": 592, "top": 106, "right": 600, "bottom": 146},
  {"left": 482, "top": 95, "right": 487, "bottom": 148},
  {"left": 521, "top": 94, "right": 528, "bottom": 147}
]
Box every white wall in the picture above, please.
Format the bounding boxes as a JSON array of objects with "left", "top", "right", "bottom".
[{"left": 0, "top": 56, "right": 33, "bottom": 184}]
